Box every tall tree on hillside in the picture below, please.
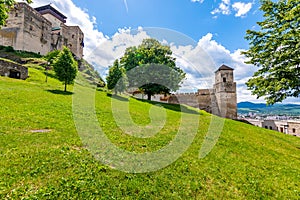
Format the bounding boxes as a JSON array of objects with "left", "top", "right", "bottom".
[
  {"left": 53, "top": 46, "right": 78, "bottom": 92},
  {"left": 106, "top": 59, "right": 128, "bottom": 94},
  {"left": 44, "top": 49, "right": 61, "bottom": 64},
  {"left": 120, "top": 38, "right": 186, "bottom": 100},
  {"left": 243, "top": 0, "right": 300, "bottom": 104},
  {"left": 0, "top": 0, "right": 32, "bottom": 27}
]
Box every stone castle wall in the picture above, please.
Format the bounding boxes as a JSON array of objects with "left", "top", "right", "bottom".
[
  {"left": 168, "top": 89, "right": 214, "bottom": 114},
  {"left": 0, "top": 3, "right": 52, "bottom": 55},
  {"left": 168, "top": 66, "right": 237, "bottom": 119},
  {"left": 0, "top": 59, "right": 28, "bottom": 79},
  {"left": 0, "top": 3, "right": 83, "bottom": 58}
]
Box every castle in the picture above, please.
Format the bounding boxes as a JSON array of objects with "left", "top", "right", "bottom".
[
  {"left": 0, "top": 3, "right": 84, "bottom": 59},
  {"left": 0, "top": 3, "right": 237, "bottom": 119},
  {"left": 168, "top": 65, "right": 237, "bottom": 119}
]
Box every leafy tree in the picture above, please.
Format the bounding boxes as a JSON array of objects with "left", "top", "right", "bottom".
[
  {"left": 243, "top": 0, "right": 300, "bottom": 104},
  {"left": 106, "top": 59, "right": 128, "bottom": 94},
  {"left": 120, "top": 38, "right": 186, "bottom": 100},
  {"left": 0, "top": 0, "right": 32, "bottom": 27},
  {"left": 44, "top": 49, "right": 61, "bottom": 64},
  {"left": 126, "top": 63, "right": 186, "bottom": 100},
  {"left": 53, "top": 46, "right": 78, "bottom": 92}
]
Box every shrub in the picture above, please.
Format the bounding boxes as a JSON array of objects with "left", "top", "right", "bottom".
[{"left": 4, "top": 46, "right": 14, "bottom": 52}]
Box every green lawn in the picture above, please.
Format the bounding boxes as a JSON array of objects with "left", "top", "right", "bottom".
[{"left": 0, "top": 67, "right": 299, "bottom": 199}]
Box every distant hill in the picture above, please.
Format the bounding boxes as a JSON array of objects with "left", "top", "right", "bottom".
[{"left": 238, "top": 101, "right": 300, "bottom": 115}]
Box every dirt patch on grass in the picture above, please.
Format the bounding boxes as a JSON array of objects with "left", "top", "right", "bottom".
[{"left": 30, "top": 129, "right": 52, "bottom": 133}]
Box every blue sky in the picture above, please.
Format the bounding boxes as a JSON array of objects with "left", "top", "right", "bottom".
[
  {"left": 72, "top": 0, "right": 261, "bottom": 51},
  {"left": 29, "top": 0, "right": 298, "bottom": 104}
]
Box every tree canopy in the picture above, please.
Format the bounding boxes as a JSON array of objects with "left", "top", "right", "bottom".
[
  {"left": 106, "top": 59, "right": 128, "bottom": 94},
  {"left": 0, "top": 0, "right": 32, "bottom": 27},
  {"left": 243, "top": 0, "right": 300, "bottom": 104},
  {"left": 53, "top": 46, "right": 78, "bottom": 92},
  {"left": 120, "top": 38, "right": 186, "bottom": 100},
  {"left": 44, "top": 50, "right": 61, "bottom": 64}
]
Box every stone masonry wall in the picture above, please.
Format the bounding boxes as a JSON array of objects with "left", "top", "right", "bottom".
[
  {"left": 168, "top": 66, "right": 237, "bottom": 119},
  {"left": 0, "top": 3, "right": 84, "bottom": 58},
  {"left": 0, "top": 3, "right": 52, "bottom": 55},
  {"left": 0, "top": 59, "right": 28, "bottom": 79}
]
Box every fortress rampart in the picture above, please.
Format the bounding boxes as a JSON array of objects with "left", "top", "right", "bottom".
[{"left": 168, "top": 65, "right": 237, "bottom": 119}]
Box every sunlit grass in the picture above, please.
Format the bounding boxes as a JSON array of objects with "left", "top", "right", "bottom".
[{"left": 0, "top": 66, "right": 299, "bottom": 199}]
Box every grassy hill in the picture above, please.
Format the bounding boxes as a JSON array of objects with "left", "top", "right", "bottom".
[{"left": 0, "top": 66, "right": 300, "bottom": 199}]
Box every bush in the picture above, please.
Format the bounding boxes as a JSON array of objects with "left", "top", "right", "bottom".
[
  {"left": 4, "top": 46, "right": 14, "bottom": 52},
  {"left": 15, "top": 51, "right": 42, "bottom": 58}
]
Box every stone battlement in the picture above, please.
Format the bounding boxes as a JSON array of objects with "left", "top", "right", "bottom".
[{"left": 168, "top": 65, "right": 237, "bottom": 119}]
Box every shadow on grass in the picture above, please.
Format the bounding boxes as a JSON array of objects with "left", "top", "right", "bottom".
[
  {"left": 105, "top": 92, "right": 200, "bottom": 114},
  {"left": 106, "top": 93, "right": 129, "bottom": 102},
  {"left": 46, "top": 89, "right": 74, "bottom": 95},
  {"left": 135, "top": 98, "right": 200, "bottom": 115}
]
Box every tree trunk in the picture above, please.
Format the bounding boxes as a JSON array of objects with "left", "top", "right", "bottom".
[
  {"left": 147, "top": 93, "right": 151, "bottom": 101},
  {"left": 64, "top": 82, "right": 67, "bottom": 92}
]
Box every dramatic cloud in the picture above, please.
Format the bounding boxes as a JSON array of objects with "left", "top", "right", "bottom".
[
  {"left": 178, "top": 33, "right": 258, "bottom": 102},
  {"left": 232, "top": 2, "right": 253, "bottom": 17}
]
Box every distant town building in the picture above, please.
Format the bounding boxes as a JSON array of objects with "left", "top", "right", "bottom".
[
  {"left": 0, "top": 3, "right": 84, "bottom": 59},
  {"left": 245, "top": 118, "right": 300, "bottom": 137}
]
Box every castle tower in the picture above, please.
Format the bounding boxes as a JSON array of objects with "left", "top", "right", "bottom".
[
  {"left": 213, "top": 65, "right": 237, "bottom": 119},
  {"left": 0, "top": 3, "right": 52, "bottom": 55},
  {"left": 35, "top": 4, "right": 84, "bottom": 59}
]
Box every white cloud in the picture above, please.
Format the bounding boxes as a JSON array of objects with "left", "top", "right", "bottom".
[
  {"left": 223, "top": 0, "right": 230, "bottom": 5},
  {"left": 86, "top": 28, "right": 150, "bottom": 77},
  {"left": 172, "top": 33, "right": 258, "bottom": 102},
  {"left": 211, "top": 0, "right": 252, "bottom": 18},
  {"left": 191, "top": 0, "right": 204, "bottom": 3},
  {"left": 211, "top": 0, "right": 231, "bottom": 16},
  {"left": 232, "top": 2, "right": 252, "bottom": 17},
  {"left": 123, "top": 0, "right": 128, "bottom": 13}
]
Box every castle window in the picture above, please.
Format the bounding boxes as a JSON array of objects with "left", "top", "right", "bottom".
[
  {"left": 72, "top": 34, "right": 75, "bottom": 39},
  {"left": 15, "top": 13, "right": 18, "bottom": 17},
  {"left": 293, "top": 128, "right": 296, "bottom": 133},
  {"left": 223, "top": 77, "right": 226, "bottom": 82},
  {"left": 269, "top": 126, "right": 272, "bottom": 130},
  {"left": 29, "top": 25, "right": 33, "bottom": 31}
]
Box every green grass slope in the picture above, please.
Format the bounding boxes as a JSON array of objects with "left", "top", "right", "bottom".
[{"left": 0, "top": 67, "right": 299, "bottom": 199}]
